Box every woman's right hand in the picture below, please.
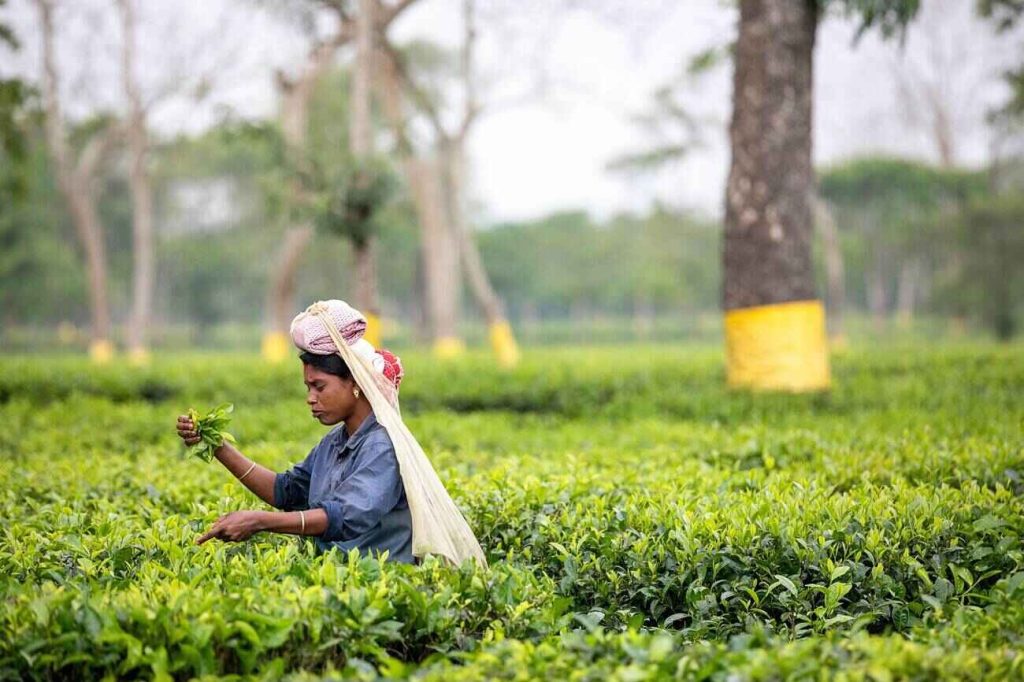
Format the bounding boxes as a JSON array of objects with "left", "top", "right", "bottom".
[{"left": 176, "top": 414, "right": 201, "bottom": 447}]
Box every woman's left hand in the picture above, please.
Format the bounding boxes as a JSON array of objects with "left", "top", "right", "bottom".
[{"left": 196, "top": 511, "right": 265, "bottom": 545}]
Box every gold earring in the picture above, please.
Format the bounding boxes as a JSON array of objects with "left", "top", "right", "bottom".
[{"left": 354, "top": 388, "right": 361, "bottom": 399}]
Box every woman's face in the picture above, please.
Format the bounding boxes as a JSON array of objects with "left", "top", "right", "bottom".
[{"left": 303, "top": 364, "right": 357, "bottom": 426}]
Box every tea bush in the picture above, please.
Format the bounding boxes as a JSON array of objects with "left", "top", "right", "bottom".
[{"left": 0, "top": 344, "right": 1021, "bottom": 680}]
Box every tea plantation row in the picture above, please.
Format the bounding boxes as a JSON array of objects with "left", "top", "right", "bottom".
[{"left": 0, "top": 344, "right": 1022, "bottom": 680}]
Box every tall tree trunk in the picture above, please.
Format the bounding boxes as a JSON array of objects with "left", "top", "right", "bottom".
[
  {"left": 813, "top": 195, "right": 846, "bottom": 346},
  {"left": 36, "top": 0, "right": 113, "bottom": 363},
  {"left": 722, "top": 0, "right": 828, "bottom": 390},
  {"left": 351, "top": 0, "right": 374, "bottom": 161},
  {"left": 375, "top": 45, "right": 466, "bottom": 355},
  {"left": 449, "top": 0, "right": 518, "bottom": 363},
  {"left": 408, "top": 157, "right": 463, "bottom": 354},
  {"left": 379, "top": 0, "right": 517, "bottom": 364},
  {"left": 442, "top": 140, "right": 519, "bottom": 365},
  {"left": 119, "top": 0, "right": 154, "bottom": 363},
  {"left": 66, "top": 177, "right": 113, "bottom": 357},
  {"left": 350, "top": 0, "right": 381, "bottom": 346},
  {"left": 263, "top": 32, "right": 347, "bottom": 361},
  {"left": 262, "top": 225, "right": 314, "bottom": 361}
]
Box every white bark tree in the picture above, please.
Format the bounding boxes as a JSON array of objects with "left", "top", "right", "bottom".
[
  {"left": 349, "top": 0, "right": 381, "bottom": 345},
  {"left": 262, "top": 0, "right": 417, "bottom": 360},
  {"left": 116, "top": 0, "right": 154, "bottom": 363},
  {"left": 35, "top": 0, "right": 118, "bottom": 362},
  {"left": 378, "top": 0, "right": 521, "bottom": 365}
]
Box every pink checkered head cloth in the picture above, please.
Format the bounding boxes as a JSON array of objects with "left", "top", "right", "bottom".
[
  {"left": 289, "top": 299, "right": 403, "bottom": 408},
  {"left": 290, "top": 299, "right": 366, "bottom": 354}
]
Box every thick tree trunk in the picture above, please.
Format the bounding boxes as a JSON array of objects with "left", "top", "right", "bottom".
[
  {"left": 813, "top": 195, "right": 845, "bottom": 344},
  {"left": 269, "top": 226, "right": 314, "bottom": 331},
  {"left": 66, "top": 178, "right": 113, "bottom": 349},
  {"left": 119, "top": 0, "right": 154, "bottom": 360},
  {"left": 349, "top": 0, "right": 381, "bottom": 346},
  {"left": 375, "top": 46, "right": 464, "bottom": 354},
  {"left": 443, "top": 141, "right": 500, "bottom": 323},
  {"left": 408, "top": 157, "right": 462, "bottom": 347},
  {"left": 352, "top": 237, "right": 382, "bottom": 345},
  {"left": 351, "top": 0, "right": 374, "bottom": 160},
  {"left": 442, "top": 139, "right": 520, "bottom": 364},
  {"left": 722, "top": 0, "right": 828, "bottom": 390},
  {"left": 724, "top": 0, "right": 817, "bottom": 309},
  {"left": 37, "top": 0, "right": 113, "bottom": 361},
  {"left": 450, "top": 0, "right": 518, "bottom": 364},
  {"left": 263, "top": 30, "right": 348, "bottom": 360}
]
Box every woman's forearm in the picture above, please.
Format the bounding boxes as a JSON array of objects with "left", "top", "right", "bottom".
[
  {"left": 257, "top": 508, "right": 328, "bottom": 537},
  {"left": 213, "top": 443, "right": 277, "bottom": 506}
]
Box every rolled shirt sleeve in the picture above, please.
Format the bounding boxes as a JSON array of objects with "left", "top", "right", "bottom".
[
  {"left": 316, "top": 432, "right": 404, "bottom": 543},
  {"left": 273, "top": 449, "right": 315, "bottom": 511}
]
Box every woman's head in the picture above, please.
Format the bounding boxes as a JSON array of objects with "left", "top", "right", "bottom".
[
  {"left": 290, "top": 300, "right": 406, "bottom": 415},
  {"left": 300, "top": 351, "right": 364, "bottom": 426}
]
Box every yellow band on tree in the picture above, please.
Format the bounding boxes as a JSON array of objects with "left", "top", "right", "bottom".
[
  {"left": 725, "top": 299, "right": 830, "bottom": 392},
  {"left": 363, "top": 312, "right": 383, "bottom": 349},
  {"left": 433, "top": 336, "right": 466, "bottom": 359},
  {"left": 128, "top": 347, "right": 151, "bottom": 366},
  {"left": 89, "top": 339, "right": 115, "bottom": 365},
  {"left": 488, "top": 321, "right": 520, "bottom": 368},
  {"left": 261, "top": 331, "right": 291, "bottom": 363}
]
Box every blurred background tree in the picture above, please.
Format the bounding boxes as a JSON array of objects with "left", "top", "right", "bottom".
[{"left": 0, "top": 0, "right": 1020, "bottom": 356}]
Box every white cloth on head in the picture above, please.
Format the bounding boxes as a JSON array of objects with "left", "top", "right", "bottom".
[
  {"left": 291, "top": 301, "right": 399, "bottom": 409},
  {"left": 289, "top": 299, "right": 487, "bottom": 567}
]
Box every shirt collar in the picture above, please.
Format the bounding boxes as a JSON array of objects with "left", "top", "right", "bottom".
[{"left": 333, "top": 411, "right": 378, "bottom": 453}]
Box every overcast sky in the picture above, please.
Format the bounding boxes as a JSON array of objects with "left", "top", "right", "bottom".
[{"left": 3, "top": 0, "right": 1020, "bottom": 224}]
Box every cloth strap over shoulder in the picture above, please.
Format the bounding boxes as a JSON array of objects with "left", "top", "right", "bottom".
[{"left": 290, "top": 300, "right": 487, "bottom": 567}]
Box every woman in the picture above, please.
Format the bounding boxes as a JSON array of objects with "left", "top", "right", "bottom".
[{"left": 176, "top": 308, "right": 414, "bottom": 563}]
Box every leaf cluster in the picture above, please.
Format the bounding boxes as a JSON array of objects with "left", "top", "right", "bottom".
[{"left": 184, "top": 403, "right": 236, "bottom": 462}]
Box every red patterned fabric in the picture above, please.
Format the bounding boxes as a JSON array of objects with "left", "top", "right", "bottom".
[{"left": 376, "top": 349, "right": 404, "bottom": 391}]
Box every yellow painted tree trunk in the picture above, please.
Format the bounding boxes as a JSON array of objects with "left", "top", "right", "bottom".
[{"left": 722, "top": 0, "right": 829, "bottom": 391}]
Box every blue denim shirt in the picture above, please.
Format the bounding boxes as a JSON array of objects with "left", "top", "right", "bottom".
[{"left": 273, "top": 412, "right": 414, "bottom": 563}]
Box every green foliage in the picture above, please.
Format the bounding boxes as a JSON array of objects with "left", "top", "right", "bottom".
[
  {"left": 0, "top": 80, "right": 30, "bottom": 196},
  {"left": 978, "top": 0, "right": 1024, "bottom": 122},
  {"left": 1006, "top": 66, "right": 1024, "bottom": 118},
  {"left": 0, "top": 1, "right": 23, "bottom": 168},
  {"left": 820, "top": 0, "right": 921, "bottom": 40},
  {"left": 0, "top": 346, "right": 1022, "bottom": 678},
  {"left": 313, "top": 158, "right": 399, "bottom": 248},
  {"left": 0, "top": 116, "right": 86, "bottom": 323},
  {"left": 820, "top": 157, "right": 986, "bottom": 208},
  {"left": 160, "top": 120, "right": 285, "bottom": 180},
  {"left": 978, "top": 0, "right": 1024, "bottom": 31},
  {"left": 949, "top": 193, "right": 1024, "bottom": 339},
  {"left": 185, "top": 403, "right": 236, "bottom": 462},
  {"left": 819, "top": 156, "right": 990, "bottom": 317},
  {"left": 479, "top": 208, "right": 720, "bottom": 318},
  {"left": 300, "top": 69, "right": 398, "bottom": 246}
]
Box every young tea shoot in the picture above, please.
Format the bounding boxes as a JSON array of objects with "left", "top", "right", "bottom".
[{"left": 185, "top": 403, "right": 236, "bottom": 462}]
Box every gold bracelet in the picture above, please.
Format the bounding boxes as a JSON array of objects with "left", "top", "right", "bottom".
[
  {"left": 237, "top": 462, "right": 257, "bottom": 482},
  {"left": 299, "top": 510, "right": 306, "bottom": 535}
]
